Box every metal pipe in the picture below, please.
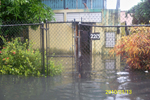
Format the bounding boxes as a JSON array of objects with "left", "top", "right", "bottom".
[
  {"left": 64, "top": 0, "right": 65, "bottom": 9},
  {"left": 46, "top": 19, "right": 48, "bottom": 75},
  {"left": 48, "top": 20, "right": 50, "bottom": 76},
  {"left": 0, "top": 23, "right": 42, "bottom": 27},
  {"left": 72, "top": 20, "right": 74, "bottom": 77},
  {"left": 80, "top": 24, "right": 150, "bottom": 27},
  {"left": 78, "top": 22, "right": 81, "bottom": 75},
  {"left": 74, "top": 19, "right": 77, "bottom": 76},
  {"left": 41, "top": 21, "right": 45, "bottom": 75},
  {"left": 91, "top": 0, "right": 92, "bottom": 9},
  {"left": 47, "top": 55, "right": 74, "bottom": 57},
  {"left": 46, "top": 21, "right": 73, "bottom": 23}
]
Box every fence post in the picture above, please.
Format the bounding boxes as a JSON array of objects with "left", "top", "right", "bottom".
[
  {"left": 40, "top": 21, "right": 45, "bottom": 75},
  {"left": 78, "top": 21, "right": 81, "bottom": 75},
  {"left": 45, "top": 19, "right": 48, "bottom": 75},
  {"left": 74, "top": 19, "right": 77, "bottom": 76}
]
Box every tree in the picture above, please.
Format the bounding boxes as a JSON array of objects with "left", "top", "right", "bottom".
[
  {"left": 0, "top": 0, "right": 55, "bottom": 40},
  {"left": 1, "top": 0, "right": 55, "bottom": 23},
  {"left": 126, "top": 0, "right": 150, "bottom": 24}
]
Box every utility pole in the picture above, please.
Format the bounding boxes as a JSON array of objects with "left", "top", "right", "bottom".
[
  {"left": 116, "top": 0, "right": 120, "bottom": 9},
  {"left": 116, "top": 0, "right": 120, "bottom": 35},
  {"left": 115, "top": 0, "right": 120, "bottom": 25}
]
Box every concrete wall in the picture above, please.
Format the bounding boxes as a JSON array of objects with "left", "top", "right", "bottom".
[
  {"left": 28, "top": 9, "right": 121, "bottom": 73},
  {"left": 90, "top": 9, "right": 121, "bottom": 54},
  {"left": 29, "top": 23, "right": 74, "bottom": 54},
  {"left": 29, "top": 9, "right": 121, "bottom": 54}
]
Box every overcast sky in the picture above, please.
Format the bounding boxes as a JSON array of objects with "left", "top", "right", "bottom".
[{"left": 107, "top": 0, "right": 142, "bottom": 11}]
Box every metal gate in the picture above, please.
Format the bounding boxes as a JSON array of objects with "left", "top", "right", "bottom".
[
  {"left": 76, "top": 22, "right": 119, "bottom": 79},
  {"left": 41, "top": 20, "right": 122, "bottom": 78},
  {"left": 44, "top": 21, "right": 76, "bottom": 76}
]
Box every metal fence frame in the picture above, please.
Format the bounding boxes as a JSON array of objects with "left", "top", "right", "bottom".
[
  {"left": 1, "top": 20, "right": 150, "bottom": 76},
  {"left": 75, "top": 22, "right": 150, "bottom": 78},
  {"left": 0, "top": 22, "right": 46, "bottom": 74},
  {"left": 45, "top": 20, "right": 76, "bottom": 76}
]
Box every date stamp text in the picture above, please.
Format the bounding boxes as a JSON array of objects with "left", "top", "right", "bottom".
[{"left": 105, "top": 90, "right": 132, "bottom": 94}]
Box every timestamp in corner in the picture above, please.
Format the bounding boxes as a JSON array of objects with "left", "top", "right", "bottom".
[{"left": 105, "top": 90, "right": 132, "bottom": 94}]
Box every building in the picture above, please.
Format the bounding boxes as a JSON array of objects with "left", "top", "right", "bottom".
[
  {"left": 41, "top": 0, "right": 120, "bottom": 24},
  {"left": 28, "top": 0, "right": 122, "bottom": 73},
  {"left": 29, "top": 0, "right": 121, "bottom": 55},
  {"left": 120, "top": 11, "right": 133, "bottom": 25}
]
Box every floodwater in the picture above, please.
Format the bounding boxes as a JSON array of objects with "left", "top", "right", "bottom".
[{"left": 1, "top": 55, "right": 150, "bottom": 100}]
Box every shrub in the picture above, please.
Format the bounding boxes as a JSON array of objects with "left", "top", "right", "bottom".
[
  {"left": 109, "top": 27, "right": 150, "bottom": 70},
  {"left": 0, "top": 36, "right": 63, "bottom": 76}
]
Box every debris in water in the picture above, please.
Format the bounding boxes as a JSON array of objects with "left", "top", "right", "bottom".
[
  {"left": 79, "top": 73, "right": 81, "bottom": 78},
  {"left": 145, "top": 70, "right": 148, "bottom": 73}
]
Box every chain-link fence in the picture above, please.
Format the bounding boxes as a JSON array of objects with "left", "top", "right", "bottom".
[
  {"left": 0, "top": 20, "right": 47, "bottom": 76},
  {"left": 46, "top": 22, "right": 75, "bottom": 77},
  {"left": 1, "top": 0, "right": 150, "bottom": 100},
  {"left": 1, "top": 8, "right": 150, "bottom": 100},
  {"left": 1, "top": 18, "right": 150, "bottom": 78},
  {"left": 77, "top": 22, "right": 150, "bottom": 79},
  {"left": 0, "top": 20, "right": 76, "bottom": 77},
  {"left": 0, "top": 20, "right": 42, "bottom": 49}
]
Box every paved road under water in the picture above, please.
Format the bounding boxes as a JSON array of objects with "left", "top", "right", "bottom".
[
  {"left": 1, "top": 55, "right": 150, "bottom": 100},
  {"left": 1, "top": 69, "right": 150, "bottom": 100}
]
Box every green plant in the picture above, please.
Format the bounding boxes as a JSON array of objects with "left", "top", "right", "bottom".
[
  {"left": 0, "top": 0, "right": 55, "bottom": 40},
  {"left": 109, "top": 27, "right": 150, "bottom": 70},
  {"left": 126, "top": 0, "right": 150, "bottom": 24},
  {"left": 0, "top": 36, "right": 63, "bottom": 76}
]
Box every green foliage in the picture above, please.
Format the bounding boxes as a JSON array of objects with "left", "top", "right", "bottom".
[
  {"left": 0, "top": 36, "right": 63, "bottom": 76},
  {"left": 109, "top": 27, "right": 150, "bottom": 70},
  {"left": 1, "top": 0, "right": 55, "bottom": 23},
  {"left": 0, "top": 0, "right": 55, "bottom": 39},
  {"left": 126, "top": 0, "right": 150, "bottom": 24}
]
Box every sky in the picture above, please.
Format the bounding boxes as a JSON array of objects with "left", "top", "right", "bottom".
[{"left": 107, "top": 0, "right": 142, "bottom": 11}]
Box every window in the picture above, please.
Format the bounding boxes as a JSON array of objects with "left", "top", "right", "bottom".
[
  {"left": 105, "top": 32, "right": 115, "bottom": 47},
  {"left": 105, "top": 60, "right": 115, "bottom": 70},
  {"left": 105, "top": 60, "right": 116, "bottom": 78},
  {"left": 52, "top": 13, "right": 64, "bottom": 22},
  {"left": 67, "top": 12, "right": 102, "bottom": 22}
]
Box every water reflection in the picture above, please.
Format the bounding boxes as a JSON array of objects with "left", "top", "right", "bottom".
[{"left": 1, "top": 55, "right": 150, "bottom": 100}]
